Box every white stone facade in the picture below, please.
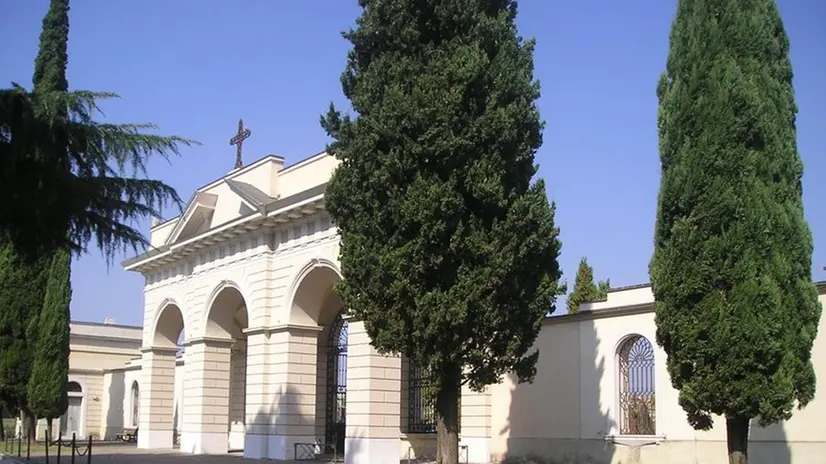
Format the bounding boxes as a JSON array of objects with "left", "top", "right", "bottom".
[{"left": 104, "top": 150, "right": 826, "bottom": 464}]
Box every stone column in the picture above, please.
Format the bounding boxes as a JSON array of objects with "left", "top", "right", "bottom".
[
  {"left": 179, "top": 337, "right": 233, "bottom": 454},
  {"left": 243, "top": 329, "right": 272, "bottom": 459},
  {"left": 345, "top": 320, "right": 401, "bottom": 464},
  {"left": 137, "top": 346, "right": 178, "bottom": 449},
  {"left": 265, "top": 324, "right": 321, "bottom": 460},
  {"left": 460, "top": 384, "right": 492, "bottom": 463}
]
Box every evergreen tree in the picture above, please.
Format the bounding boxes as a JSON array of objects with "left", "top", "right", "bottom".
[
  {"left": 27, "top": 248, "right": 71, "bottom": 431},
  {"left": 0, "top": 0, "right": 195, "bottom": 430},
  {"left": 566, "top": 257, "right": 609, "bottom": 314},
  {"left": 22, "top": 0, "right": 71, "bottom": 430},
  {"left": 321, "top": 1, "right": 563, "bottom": 462},
  {"left": 0, "top": 249, "right": 49, "bottom": 419},
  {"left": 650, "top": 1, "right": 822, "bottom": 463}
]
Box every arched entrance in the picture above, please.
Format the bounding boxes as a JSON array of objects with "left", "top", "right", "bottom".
[
  {"left": 289, "top": 263, "right": 347, "bottom": 457},
  {"left": 141, "top": 301, "right": 185, "bottom": 450},
  {"left": 191, "top": 283, "right": 248, "bottom": 454},
  {"left": 60, "top": 381, "right": 84, "bottom": 438},
  {"left": 325, "top": 313, "right": 348, "bottom": 453}
]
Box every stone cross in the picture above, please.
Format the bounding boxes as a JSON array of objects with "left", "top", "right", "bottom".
[{"left": 229, "top": 118, "right": 252, "bottom": 169}]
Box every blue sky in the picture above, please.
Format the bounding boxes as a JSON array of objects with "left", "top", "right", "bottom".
[{"left": 1, "top": 1, "right": 824, "bottom": 326}]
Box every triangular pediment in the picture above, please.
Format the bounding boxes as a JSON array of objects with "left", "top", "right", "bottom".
[{"left": 165, "top": 191, "right": 218, "bottom": 245}]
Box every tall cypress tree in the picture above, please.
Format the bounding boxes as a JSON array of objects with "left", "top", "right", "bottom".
[
  {"left": 650, "top": 1, "right": 821, "bottom": 463},
  {"left": 26, "top": 0, "right": 72, "bottom": 432},
  {"left": 322, "top": 1, "right": 563, "bottom": 462}
]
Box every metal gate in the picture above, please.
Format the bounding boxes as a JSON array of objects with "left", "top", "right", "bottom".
[{"left": 325, "top": 313, "right": 348, "bottom": 453}]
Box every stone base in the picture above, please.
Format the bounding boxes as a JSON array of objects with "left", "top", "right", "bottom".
[
  {"left": 461, "top": 436, "right": 491, "bottom": 463},
  {"left": 267, "top": 434, "right": 318, "bottom": 460},
  {"left": 137, "top": 429, "right": 172, "bottom": 450},
  {"left": 179, "top": 431, "right": 228, "bottom": 454},
  {"left": 344, "top": 437, "right": 400, "bottom": 464},
  {"left": 228, "top": 429, "right": 245, "bottom": 451},
  {"left": 244, "top": 434, "right": 268, "bottom": 459}
]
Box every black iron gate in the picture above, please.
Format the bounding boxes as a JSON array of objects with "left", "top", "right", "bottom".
[{"left": 325, "top": 313, "right": 348, "bottom": 453}]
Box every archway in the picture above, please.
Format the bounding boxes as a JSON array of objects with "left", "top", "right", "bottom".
[
  {"left": 60, "top": 381, "right": 84, "bottom": 438},
  {"left": 203, "top": 284, "right": 249, "bottom": 453},
  {"left": 290, "top": 264, "right": 346, "bottom": 455},
  {"left": 142, "top": 302, "right": 186, "bottom": 450}
]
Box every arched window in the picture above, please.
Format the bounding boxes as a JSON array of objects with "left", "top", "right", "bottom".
[
  {"left": 617, "top": 335, "right": 656, "bottom": 435},
  {"left": 67, "top": 381, "right": 82, "bottom": 393},
  {"left": 130, "top": 381, "right": 140, "bottom": 427}
]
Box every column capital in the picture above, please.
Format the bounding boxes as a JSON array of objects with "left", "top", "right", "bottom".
[
  {"left": 183, "top": 336, "right": 234, "bottom": 348},
  {"left": 139, "top": 345, "right": 180, "bottom": 355},
  {"left": 242, "top": 323, "right": 323, "bottom": 338}
]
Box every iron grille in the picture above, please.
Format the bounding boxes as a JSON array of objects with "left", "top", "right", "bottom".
[
  {"left": 325, "top": 313, "right": 348, "bottom": 453},
  {"left": 408, "top": 361, "right": 437, "bottom": 434},
  {"left": 618, "top": 335, "right": 656, "bottom": 435}
]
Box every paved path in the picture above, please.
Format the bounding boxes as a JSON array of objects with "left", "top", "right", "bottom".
[{"left": 2, "top": 446, "right": 343, "bottom": 464}]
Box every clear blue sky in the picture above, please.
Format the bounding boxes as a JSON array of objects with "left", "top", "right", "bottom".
[{"left": 1, "top": 1, "right": 824, "bottom": 326}]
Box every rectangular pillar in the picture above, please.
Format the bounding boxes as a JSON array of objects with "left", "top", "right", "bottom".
[
  {"left": 243, "top": 330, "right": 271, "bottom": 459},
  {"left": 180, "top": 337, "right": 232, "bottom": 454},
  {"left": 137, "top": 346, "right": 178, "bottom": 449},
  {"left": 266, "top": 325, "right": 320, "bottom": 460},
  {"left": 460, "top": 384, "right": 492, "bottom": 463},
  {"left": 345, "top": 320, "right": 401, "bottom": 464}
]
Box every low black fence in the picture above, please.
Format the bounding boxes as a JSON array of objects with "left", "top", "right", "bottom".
[{"left": 3, "top": 430, "right": 92, "bottom": 463}]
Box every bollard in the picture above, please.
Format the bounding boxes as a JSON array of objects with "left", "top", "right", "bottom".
[
  {"left": 70, "top": 433, "right": 76, "bottom": 464},
  {"left": 26, "top": 432, "right": 30, "bottom": 461},
  {"left": 17, "top": 432, "right": 21, "bottom": 457},
  {"left": 45, "top": 429, "right": 50, "bottom": 464},
  {"left": 57, "top": 434, "right": 62, "bottom": 464},
  {"left": 86, "top": 435, "right": 92, "bottom": 464}
]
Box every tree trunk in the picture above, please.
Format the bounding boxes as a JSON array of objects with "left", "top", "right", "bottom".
[
  {"left": 726, "top": 416, "right": 749, "bottom": 464},
  {"left": 436, "top": 364, "right": 461, "bottom": 464}
]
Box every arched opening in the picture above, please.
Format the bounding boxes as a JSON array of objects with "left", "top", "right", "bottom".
[
  {"left": 616, "top": 334, "right": 656, "bottom": 435},
  {"left": 204, "top": 285, "right": 249, "bottom": 453},
  {"left": 151, "top": 302, "right": 186, "bottom": 448},
  {"left": 130, "top": 381, "right": 140, "bottom": 427},
  {"left": 291, "top": 265, "right": 347, "bottom": 456},
  {"left": 60, "top": 382, "right": 84, "bottom": 438}
]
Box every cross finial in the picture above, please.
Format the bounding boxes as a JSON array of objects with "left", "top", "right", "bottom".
[{"left": 229, "top": 118, "right": 252, "bottom": 169}]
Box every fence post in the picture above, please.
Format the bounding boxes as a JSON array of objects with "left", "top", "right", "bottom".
[
  {"left": 70, "top": 433, "right": 76, "bottom": 464},
  {"left": 86, "top": 435, "right": 92, "bottom": 464}
]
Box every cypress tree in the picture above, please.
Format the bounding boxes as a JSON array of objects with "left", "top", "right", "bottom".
[
  {"left": 322, "top": 1, "right": 563, "bottom": 462},
  {"left": 0, "top": 248, "right": 50, "bottom": 421},
  {"left": 566, "top": 257, "right": 609, "bottom": 314},
  {"left": 27, "top": 248, "right": 71, "bottom": 432},
  {"left": 650, "top": 1, "right": 822, "bottom": 463},
  {"left": 25, "top": 0, "right": 72, "bottom": 432}
]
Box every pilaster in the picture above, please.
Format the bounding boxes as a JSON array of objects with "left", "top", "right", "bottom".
[
  {"left": 137, "top": 346, "right": 178, "bottom": 450},
  {"left": 345, "top": 320, "right": 401, "bottom": 464},
  {"left": 460, "top": 384, "right": 492, "bottom": 463},
  {"left": 180, "top": 337, "right": 233, "bottom": 455},
  {"left": 244, "top": 324, "right": 321, "bottom": 460}
]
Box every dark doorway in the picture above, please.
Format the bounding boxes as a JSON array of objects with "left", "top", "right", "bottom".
[{"left": 325, "top": 313, "right": 348, "bottom": 453}]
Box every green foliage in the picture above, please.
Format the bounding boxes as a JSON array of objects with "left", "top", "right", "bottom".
[
  {"left": 28, "top": 248, "right": 71, "bottom": 421},
  {"left": 0, "top": 87, "right": 199, "bottom": 262},
  {"left": 33, "top": 0, "right": 69, "bottom": 94},
  {"left": 650, "top": 0, "right": 822, "bottom": 438},
  {"left": 566, "top": 257, "right": 610, "bottom": 314},
  {"left": 322, "top": 0, "right": 562, "bottom": 411},
  {"left": 0, "top": 247, "right": 50, "bottom": 415}
]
